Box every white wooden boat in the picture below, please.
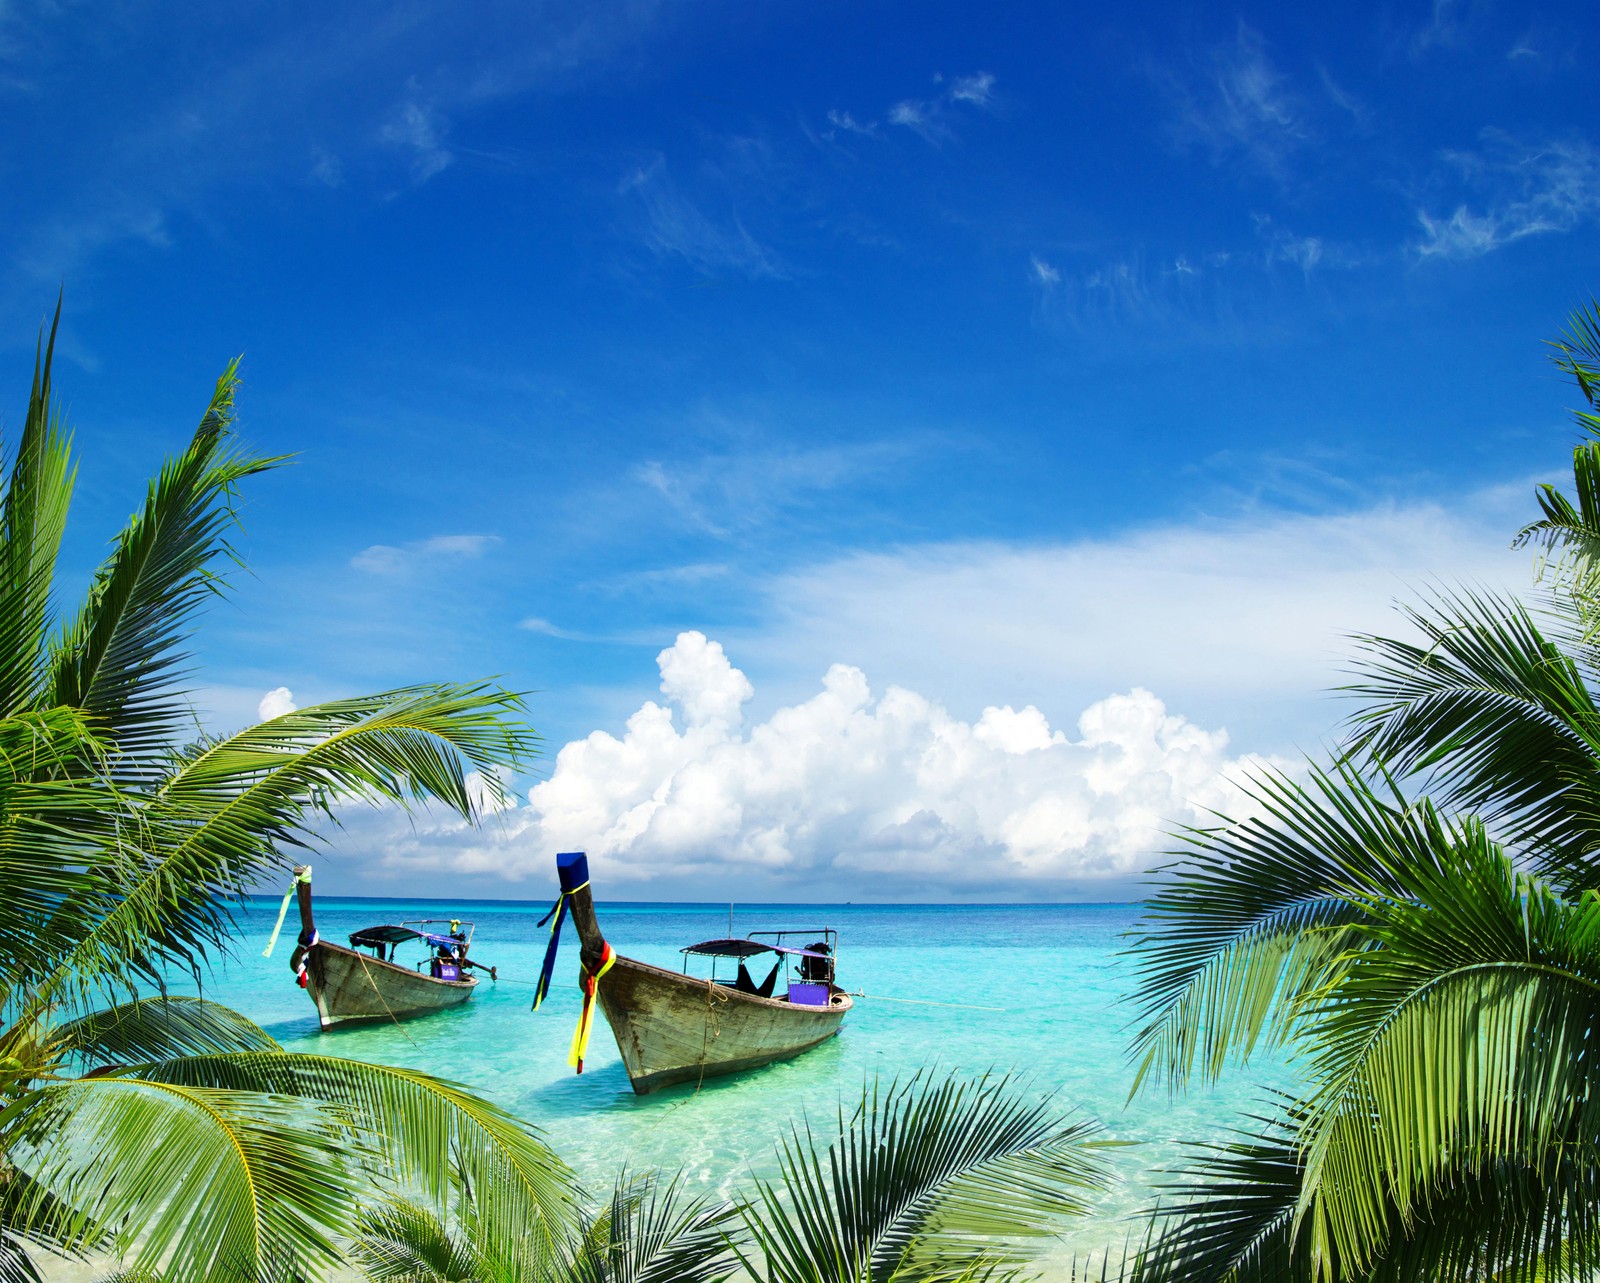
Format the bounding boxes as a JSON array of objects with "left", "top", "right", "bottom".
[
  {"left": 552, "top": 852, "right": 851, "bottom": 1094},
  {"left": 284, "top": 867, "right": 489, "bottom": 1029}
]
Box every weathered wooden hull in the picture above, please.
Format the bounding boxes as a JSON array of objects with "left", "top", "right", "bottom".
[
  {"left": 305, "top": 940, "right": 476, "bottom": 1030},
  {"left": 596, "top": 954, "right": 851, "bottom": 1094}
]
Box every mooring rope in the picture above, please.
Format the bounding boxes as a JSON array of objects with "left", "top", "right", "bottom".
[{"left": 848, "top": 990, "right": 1009, "bottom": 1013}]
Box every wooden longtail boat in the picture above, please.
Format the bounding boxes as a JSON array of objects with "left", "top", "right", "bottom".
[
  {"left": 550, "top": 851, "right": 851, "bottom": 1094},
  {"left": 283, "top": 866, "right": 489, "bottom": 1030}
]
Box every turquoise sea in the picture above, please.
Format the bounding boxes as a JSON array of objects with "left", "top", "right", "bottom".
[{"left": 218, "top": 896, "right": 1288, "bottom": 1266}]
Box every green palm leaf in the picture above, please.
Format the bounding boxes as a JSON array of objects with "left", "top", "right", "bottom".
[
  {"left": 123, "top": 1052, "right": 577, "bottom": 1269},
  {"left": 1342, "top": 587, "right": 1600, "bottom": 873},
  {"left": 0, "top": 302, "right": 77, "bottom": 720},
  {"left": 46, "top": 359, "right": 283, "bottom": 779},
  {"left": 739, "top": 1073, "right": 1109, "bottom": 1283},
  {"left": 48, "top": 996, "right": 280, "bottom": 1068},
  {"left": 1128, "top": 762, "right": 1424, "bottom": 1094},
  {"left": 2, "top": 1074, "right": 358, "bottom": 1283},
  {"left": 16, "top": 683, "right": 535, "bottom": 1026}
]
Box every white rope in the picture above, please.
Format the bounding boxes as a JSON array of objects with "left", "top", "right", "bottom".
[{"left": 849, "top": 990, "right": 1008, "bottom": 1013}]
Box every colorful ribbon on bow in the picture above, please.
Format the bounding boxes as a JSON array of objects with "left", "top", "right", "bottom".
[
  {"left": 533, "top": 851, "right": 591, "bottom": 1011},
  {"left": 569, "top": 943, "right": 616, "bottom": 1073}
]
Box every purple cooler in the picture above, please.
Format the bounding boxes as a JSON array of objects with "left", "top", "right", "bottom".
[
  {"left": 787, "top": 981, "right": 830, "bottom": 1006},
  {"left": 432, "top": 961, "right": 462, "bottom": 981}
]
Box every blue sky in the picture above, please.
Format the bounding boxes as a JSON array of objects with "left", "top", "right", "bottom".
[{"left": 2, "top": 0, "right": 1596, "bottom": 898}]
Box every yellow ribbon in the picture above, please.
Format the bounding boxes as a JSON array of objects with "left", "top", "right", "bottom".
[{"left": 569, "top": 943, "right": 616, "bottom": 1072}]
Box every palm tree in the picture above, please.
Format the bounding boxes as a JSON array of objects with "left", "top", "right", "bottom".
[
  {"left": 1123, "top": 299, "right": 1600, "bottom": 1281},
  {"left": 347, "top": 1072, "right": 1113, "bottom": 1283},
  {"left": 350, "top": 1172, "right": 738, "bottom": 1282},
  {"left": 0, "top": 309, "right": 573, "bottom": 1281},
  {"left": 737, "top": 1072, "right": 1111, "bottom": 1283}
]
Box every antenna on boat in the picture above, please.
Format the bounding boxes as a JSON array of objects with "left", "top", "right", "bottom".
[{"left": 728, "top": 902, "right": 733, "bottom": 935}]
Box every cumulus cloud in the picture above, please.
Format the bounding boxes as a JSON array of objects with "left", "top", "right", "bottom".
[
  {"left": 257, "top": 686, "right": 297, "bottom": 720},
  {"left": 341, "top": 631, "right": 1271, "bottom": 898}
]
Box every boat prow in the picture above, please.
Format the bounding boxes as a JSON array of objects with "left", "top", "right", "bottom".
[
  {"left": 281, "top": 866, "right": 487, "bottom": 1030},
  {"left": 550, "top": 851, "right": 851, "bottom": 1094}
]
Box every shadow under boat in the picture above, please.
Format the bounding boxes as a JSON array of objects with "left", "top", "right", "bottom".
[{"left": 547, "top": 851, "right": 852, "bottom": 1095}]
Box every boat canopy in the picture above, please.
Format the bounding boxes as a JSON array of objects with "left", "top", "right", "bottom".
[
  {"left": 680, "top": 937, "right": 832, "bottom": 960},
  {"left": 350, "top": 924, "right": 463, "bottom": 950},
  {"left": 681, "top": 938, "right": 774, "bottom": 958}
]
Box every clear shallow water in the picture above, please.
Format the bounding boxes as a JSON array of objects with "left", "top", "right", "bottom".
[{"left": 207, "top": 897, "right": 1289, "bottom": 1263}]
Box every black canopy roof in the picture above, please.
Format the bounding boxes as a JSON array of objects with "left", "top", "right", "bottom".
[
  {"left": 681, "top": 938, "right": 774, "bottom": 958},
  {"left": 350, "top": 925, "right": 461, "bottom": 949}
]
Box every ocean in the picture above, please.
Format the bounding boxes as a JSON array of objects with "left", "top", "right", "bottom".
[{"left": 214, "top": 896, "right": 1288, "bottom": 1266}]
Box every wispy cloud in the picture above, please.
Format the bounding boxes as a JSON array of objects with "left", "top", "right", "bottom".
[
  {"left": 948, "top": 71, "right": 996, "bottom": 107},
  {"left": 379, "top": 91, "right": 452, "bottom": 182},
  {"left": 1029, "top": 254, "right": 1061, "bottom": 287},
  {"left": 620, "top": 155, "right": 783, "bottom": 279},
  {"left": 351, "top": 533, "right": 500, "bottom": 574},
  {"left": 829, "top": 70, "right": 999, "bottom": 148},
  {"left": 1164, "top": 23, "right": 1309, "bottom": 176},
  {"left": 1415, "top": 131, "right": 1600, "bottom": 259},
  {"left": 634, "top": 441, "right": 913, "bottom": 537}
]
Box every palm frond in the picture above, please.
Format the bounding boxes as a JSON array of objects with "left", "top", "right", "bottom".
[
  {"left": 47, "top": 360, "right": 284, "bottom": 779},
  {"left": 16, "top": 684, "right": 536, "bottom": 1025},
  {"left": 565, "top": 1172, "right": 737, "bottom": 1283},
  {"left": 2, "top": 1074, "right": 359, "bottom": 1283},
  {"left": 0, "top": 301, "right": 76, "bottom": 718},
  {"left": 1127, "top": 762, "right": 1430, "bottom": 1094},
  {"left": 351, "top": 1200, "right": 483, "bottom": 1282},
  {"left": 1341, "top": 587, "right": 1600, "bottom": 872},
  {"left": 48, "top": 996, "right": 280, "bottom": 1068},
  {"left": 739, "top": 1073, "right": 1109, "bottom": 1283},
  {"left": 122, "top": 1052, "right": 577, "bottom": 1270}
]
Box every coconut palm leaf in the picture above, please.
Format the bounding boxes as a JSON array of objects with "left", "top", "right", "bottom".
[
  {"left": 0, "top": 1236, "right": 43, "bottom": 1283},
  {"left": 565, "top": 1172, "right": 738, "bottom": 1283},
  {"left": 1341, "top": 587, "right": 1600, "bottom": 874},
  {"left": 1291, "top": 834, "right": 1600, "bottom": 1277},
  {"left": 1125, "top": 1114, "right": 1314, "bottom": 1283},
  {"left": 739, "top": 1073, "right": 1109, "bottom": 1283},
  {"left": 48, "top": 996, "right": 280, "bottom": 1067},
  {"left": 0, "top": 303, "right": 77, "bottom": 720},
  {"left": 1, "top": 1073, "right": 359, "bottom": 1283},
  {"left": 350, "top": 1200, "right": 484, "bottom": 1282},
  {"left": 46, "top": 359, "right": 283, "bottom": 780},
  {"left": 1546, "top": 298, "right": 1600, "bottom": 436},
  {"left": 15, "top": 683, "right": 535, "bottom": 1026},
  {"left": 1127, "top": 762, "right": 1430, "bottom": 1094},
  {"left": 122, "top": 1052, "right": 576, "bottom": 1270}
]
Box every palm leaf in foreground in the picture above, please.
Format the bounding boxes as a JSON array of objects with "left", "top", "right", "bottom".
[
  {"left": 2, "top": 1074, "right": 357, "bottom": 1283},
  {"left": 740, "top": 1072, "right": 1110, "bottom": 1283},
  {"left": 125, "top": 1052, "right": 577, "bottom": 1269}
]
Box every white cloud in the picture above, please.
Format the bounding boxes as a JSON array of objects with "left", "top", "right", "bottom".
[
  {"left": 949, "top": 71, "right": 996, "bottom": 107},
  {"left": 351, "top": 533, "right": 499, "bottom": 574},
  {"left": 1030, "top": 255, "right": 1061, "bottom": 286},
  {"left": 740, "top": 488, "right": 1536, "bottom": 759},
  {"left": 257, "top": 686, "right": 297, "bottom": 720},
  {"left": 342, "top": 631, "right": 1272, "bottom": 897},
  {"left": 1167, "top": 23, "right": 1308, "bottom": 175},
  {"left": 621, "top": 155, "right": 783, "bottom": 279},
  {"left": 1415, "top": 132, "right": 1600, "bottom": 259},
  {"left": 379, "top": 94, "right": 453, "bottom": 182}
]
